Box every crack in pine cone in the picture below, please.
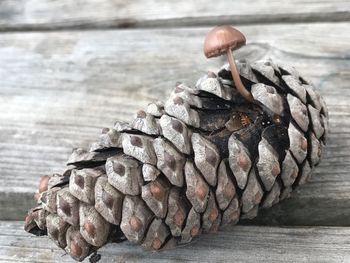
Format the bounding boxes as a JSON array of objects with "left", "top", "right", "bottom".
[{"left": 25, "top": 59, "right": 328, "bottom": 262}]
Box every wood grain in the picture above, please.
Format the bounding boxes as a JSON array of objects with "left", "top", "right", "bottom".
[
  {"left": 1, "top": 221, "right": 349, "bottom": 262},
  {"left": 0, "top": 0, "right": 349, "bottom": 31},
  {"left": 0, "top": 23, "right": 350, "bottom": 224}
]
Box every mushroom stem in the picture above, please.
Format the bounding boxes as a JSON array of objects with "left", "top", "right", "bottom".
[{"left": 227, "top": 48, "right": 254, "bottom": 102}]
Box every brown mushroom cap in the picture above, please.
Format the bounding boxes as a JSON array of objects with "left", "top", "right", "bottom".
[{"left": 204, "top": 26, "right": 246, "bottom": 58}]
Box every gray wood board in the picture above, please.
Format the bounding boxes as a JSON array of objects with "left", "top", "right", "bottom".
[
  {"left": 1, "top": 221, "right": 349, "bottom": 262},
  {"left": 0, "top": 23, "right": 350, "bottom": 225},
  {"left": 0, "top": 0, "right": 350, "bottom": 30}
]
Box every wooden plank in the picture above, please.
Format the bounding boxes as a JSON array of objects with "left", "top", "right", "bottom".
[
  {"left": 0, "top": 0, "right": 349, "bottom": 30},
  {"left": 1, "top": 221, "right": 349, "bottom": 262},
  {"left": 0, "top": 23, "right": 350, "bottom": 224}
]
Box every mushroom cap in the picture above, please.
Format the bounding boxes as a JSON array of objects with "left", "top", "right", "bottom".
[{"left": 204, "top": 26, "right": 246, "bottom": 58}]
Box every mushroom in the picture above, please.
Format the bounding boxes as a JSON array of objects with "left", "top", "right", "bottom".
[{"left": 204, "top": 25, "right": 254, "bottom": 102}]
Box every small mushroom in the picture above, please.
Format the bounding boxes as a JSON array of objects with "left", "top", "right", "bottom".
[{"left": 204, "top": 25, "right": 254, "bottom": 102}]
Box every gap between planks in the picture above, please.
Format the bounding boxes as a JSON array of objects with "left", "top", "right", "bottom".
[
  {"left": 0, "top": 0, "right": 349, "bottom": 31},
  {"left": 1, "top": 11, "right": 350, "bottom": 32}
]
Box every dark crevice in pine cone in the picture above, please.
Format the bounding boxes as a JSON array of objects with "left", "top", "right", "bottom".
[{"left": 24, "top": 59, "right": 328, "bottom": 262}]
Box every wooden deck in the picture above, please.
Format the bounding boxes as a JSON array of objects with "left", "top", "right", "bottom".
[{"left": 0, "top": 1, "right": 349, "bottom": 262}]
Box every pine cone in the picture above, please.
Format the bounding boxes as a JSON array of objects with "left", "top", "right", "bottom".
[{"left": 24, "top": 27, "right": 328, "bottom": 262}]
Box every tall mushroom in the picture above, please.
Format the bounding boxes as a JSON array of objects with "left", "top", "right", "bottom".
[{"left": 204, "top": 25, "right": 254, "bottom": 102}]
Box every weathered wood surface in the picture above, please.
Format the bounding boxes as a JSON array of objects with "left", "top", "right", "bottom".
[
  {"left": 0, "top": 0, "right": 350, "bottom": 31},
  {"left": 1, "top": 221, "right": 349, "bottom": 262},
  {"left": 0, "top": 23, "right": 350, "bottom": 224}
]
